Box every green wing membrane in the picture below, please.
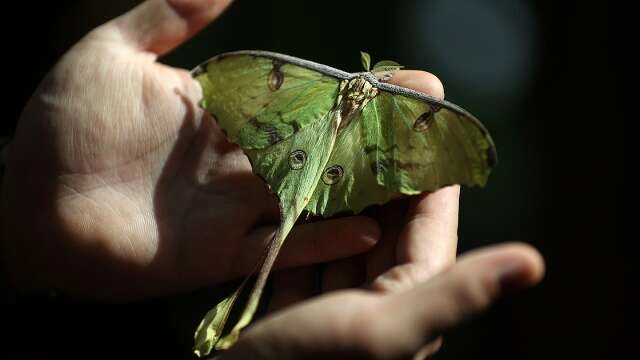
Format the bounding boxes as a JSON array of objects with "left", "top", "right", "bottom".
[
  {"left": 369, "top": 92, "right": 494, "bottom": 192},
  {"left": 192, "top": 51, "right": 496, "bottom": 356},
  {"left": 306, "top": 91, "right": 495, "bottom": 217},
  {"left": 196, "top": 54, "right": 340, "bottom": 149},
  {"left": 304, "top": 111, "right": 396, "bottom": 216}
]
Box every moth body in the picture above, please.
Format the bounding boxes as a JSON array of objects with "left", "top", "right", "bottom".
[{"left": 335, "top": 77, "right": 378, "bottom": 132}]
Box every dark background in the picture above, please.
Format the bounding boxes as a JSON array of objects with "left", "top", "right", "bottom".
[{"left": 3, "top": 0, "right": 626, "bottom": 359}]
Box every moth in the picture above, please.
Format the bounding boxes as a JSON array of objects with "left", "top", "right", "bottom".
[{"left": 191, "top": 51, "right": 496, "bottom": 356}]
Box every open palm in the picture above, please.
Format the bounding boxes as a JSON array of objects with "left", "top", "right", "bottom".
[{"left": 1, "top": 0, "right": 379, "bottom": 300}]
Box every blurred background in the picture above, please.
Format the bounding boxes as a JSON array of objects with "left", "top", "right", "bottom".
[{"left": 3, "top": 0, "right": 625, "bottom": 359}]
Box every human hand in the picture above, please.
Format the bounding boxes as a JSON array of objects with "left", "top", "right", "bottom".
[
  {"left": 0, "top": 0, "right": 380, "bottom": 300},
  {"left": 220, "top": 243, "right": 545, "bottom": 359}
]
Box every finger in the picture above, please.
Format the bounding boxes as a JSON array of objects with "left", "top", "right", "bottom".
[
  {"left": 385, "top": 71, "right": 458, "bottom": 284},
  {"left": 105, "top": 0, "right": 233, "bottom": 55},
  {"left": 223, "top": 289, "right": 375, "bottom": 359},
  {"left": 226, "top": 245, "right": 543, "bottom": 359},
  {"left": 268, "top": 266, "right": 319, "bottom": 313},
  {"left": 403, "top": 186, "right": 461, "bottom": 272},
  {"left": 371, "top": 243, "right": 544, "bottom": 355},
  {"left": 240, "top": 216, "right": 380, "bottom": 274},
  {"left": 366, "top": 55, "right": 454, "bottom": 360},
  {"left": 388, "top": 70, "right": 445, "bottom": 100},
  {"left": 389, "top": 70, "right": 455, "bottom": 269},
  {"left": 370, "top": 186, "right": 460, "bottom": 292}
]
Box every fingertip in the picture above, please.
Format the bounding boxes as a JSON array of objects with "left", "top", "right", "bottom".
[
  {"left": 112, "top": 0, "right": 234, "bottom": 55},
  {"left": 277, "top": 216, "right": 381, "bottom": 269},
  {"left": 309, "top": 215, "right": 382, "bottom": 249},
  {"left": 382, "top": 242, "right": 545, "bottom": 348},
  {"left": 459, "top": 242, "right": 545, "bottom": 293},
  {"left": 388, "top": 70, "right": 445, "bottom": 100},
  {"left": 343, "top": 215, "right": 382, "bottom": 248},
  {"left": 357, "top": 215, "right": 382, "bottom": 241},
  {"left": 166, "top": 0, "right": 234, "bottom": 32},
  {"left": 496, "top": 242, "right": 545, "bottom": 291},
  {"left": 168, "top": 0, "right": 233, "bottom": 16}
]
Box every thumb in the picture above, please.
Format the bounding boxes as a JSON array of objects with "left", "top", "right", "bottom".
[
  {"left": 108, "top": 0, "right": 233, "bottom": 55},
  {"left": 372, "top": 243, "right": 544, "bottom": 356},
  {"left": 405, "top": 243, "right": 544, "bottom": 332}
]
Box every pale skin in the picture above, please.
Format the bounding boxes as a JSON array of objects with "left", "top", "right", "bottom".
[{"left": 0, "top": 0, "right": 544, "bottom": 358}]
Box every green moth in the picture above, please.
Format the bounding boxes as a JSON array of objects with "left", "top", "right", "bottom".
[{"left": 191, "top": 50, "right": 496, "bottom": 356}]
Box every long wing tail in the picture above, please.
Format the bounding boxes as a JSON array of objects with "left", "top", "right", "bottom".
[{"left": 193, "top": 214, "right": 295, "bottom": 356}]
